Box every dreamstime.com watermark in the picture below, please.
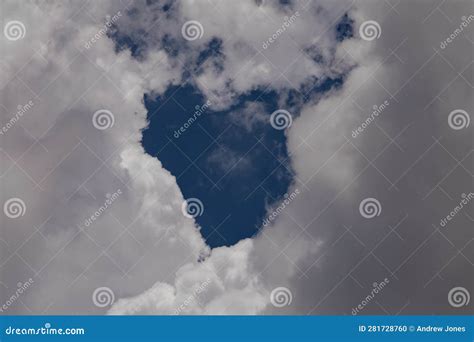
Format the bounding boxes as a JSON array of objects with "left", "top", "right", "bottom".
[
  {"left": 3, "top": 20, "right": 26, "bottom": 41},
  {"left": 92, "top": 287, "right": 115, "bottom": 308},
  {"left": 0, "top": 100, "right": 34, "bottom": 136},
  {"left": 82, "top": 189, "right": 122, "bottom": 228},
  {"left": 92, "top": 109, "right": 115, "bottom": 130},
  {"left": 359, "top": 197, "right": 381, "bottom": 219},
  {"left": 173, "top": 100, "right": 212, "bottom": 139},
  {"left": 439, "top": 192, "right": 473, "bottom": 228},
  {"left": 3, "top": 197, "right": 26, "bottom": 219},
  {"left": 359, "top": 20, "right": 381, "bottom": 41},
  {"left": 262, "top": 189, "right": 300, "bottom": 227},
  {"left": 270, "top": 109, "right": 292, "bottom": 130},
  {"left": 448, "top": 286, "right": 470, "bottom": 308},
  {"left": 174, "top": 278, "right": 212, "bottom": 315},
  {"left": 440, "top": 15, "right": 474, "bottom": 50},
  {"left": 0, "top": 278, "right": 34, "bottom": 313},
  {"left": 262, "top": 12, "right": 300, "bottom": 50},
  {"left": 270, "top": 287, "right": 292, "bottom": 307},
  {"left": 352, "top": 100, "right": 389, "bottom": 138},
  {"left": 351, "top": 277, "right": 390, "bottom": 315},
  {"left": 181, "top": 20, "right": 204, "bottom": 41},
  {"left": 448, "top": 109, "right": 470, "bottom": 130},
  {"left": 181, "top": 197, "right": 204, "bottom": 218},
  {"left": 84, "top": 11, "right": 122, "bottom": 49},
  {"left": 4, "top": 323, "right": 85, "bottom": 336}
]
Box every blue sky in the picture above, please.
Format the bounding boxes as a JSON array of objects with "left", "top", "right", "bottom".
[{"left": 142, "top": 84, "right": 293, "bottom": 247}]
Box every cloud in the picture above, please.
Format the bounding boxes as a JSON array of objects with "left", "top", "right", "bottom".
[
  {"left": 1, "top": 0, "right": 207, "bottom": 313},
  {"left": 109, "top": 239, "right": 268, "bottom": 314},
  {"left": 251, "top": 0, "right": 473, "bottom": 315},
  {"left": 109, "top": 0, "right": 354, "bottom": 108},
  {"left": 2, "top": 0, "right": 471, "bottom": 316}
]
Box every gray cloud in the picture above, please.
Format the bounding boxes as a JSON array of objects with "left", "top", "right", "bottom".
[
  {"left": 253, "top": 0, "right": 473, "bottom": 315},
  {"left": 1, "top": 0, "right": 472, "bottom": 316}
]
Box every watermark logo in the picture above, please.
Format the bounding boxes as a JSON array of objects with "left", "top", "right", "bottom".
[
  {"left": 270, "top": 109, "right": 292, "bottom": 130},
  {"left": 82, "top": 189, "right": 122, "bottom": 228},
  {"left": 262, "top": 11, "right": 300, "bottom": 50},
  {"left": 0, "top": 278, "right": 34, "bottom": 313},
  {"left": 440, "top": 15, "right": 474, "bottom": 50},
  {"left": 0, "top": 100, "right": 34, "bottom": 136},
  {"left": 448, "top": 109, "right": 470, "bottom": 130},
  {"left": 92, "top": 109, "right": 115, "bottom": 130},
  {"left": 3, "top": 198, "right": 26, "bottom": 219},
  {"left": 359, "top": 20, "right": 381, "bottom": 41},
  {"left": 351, "top": 278, "right": 390, "bottom": 315},
  {"left": 448, "top": 287, "right": 470, "bottom": 308},
  {"left": 352, "top": 100, "right": 389, "bottom": 138},
  {"left": 270, "top": 287, "right": 292, "bottom": 307},
  {"left": 262, "top": 189, "right": 300, "bottom": 227},
  {"left": 5, "top": 323, "right": 85, "bottom": 336},
  {"left": 173, "top": 100, "right": 212, "bottom": 139},
  {"left": 181, "top": 20, "right": 204, "bottom": 41},
  {"left": 84, "top": 11, "right": 122, "bottom": 50},
  {"left": 181, "top": 198, "right": 204, "bottom": 218},
  {"left": 359, "top": 197, "right": 381, "bottom": 219},
  {"left": 92, "top": 287, "right": 115, "bottom": 308},
  {"left": 174, "top": 278, "right": 212, "bottom": 315},
  {"left": 439, "top": 192, "right": 473, "bottom": 228},
  {"left": 4, "top": 20, "right": 26, "bottom": 41}
]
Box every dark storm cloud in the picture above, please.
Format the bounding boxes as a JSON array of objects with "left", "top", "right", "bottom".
[{"left": 256, "top": 0, "right": 473, "bottom": 315}]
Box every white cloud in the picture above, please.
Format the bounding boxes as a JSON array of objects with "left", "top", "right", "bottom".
[
  {"left": 1, "top": 0, "right": 206, "bottom": 313},
  {"left": 109, "top": 239, "right": 268, "bottom": 314}
]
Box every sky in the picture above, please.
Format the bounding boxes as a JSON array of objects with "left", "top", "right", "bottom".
[
  {"left": 141, "top": 83, "right": 295, "bottom": 247},
  {"left": 0, "top": 0, "right": 472, "bottom": 315}
]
